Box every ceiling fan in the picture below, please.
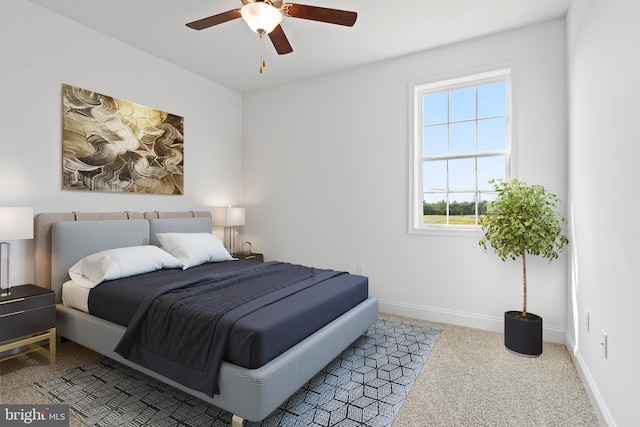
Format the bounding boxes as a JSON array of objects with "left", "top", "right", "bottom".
[{"left": 186, "top": 0, "right": 358, "bottom": 56}]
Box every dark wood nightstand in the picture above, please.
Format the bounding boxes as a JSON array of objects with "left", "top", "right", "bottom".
[
  {"left": 0, "top": 284, "right": 56, "bottom": 365},
  {"left": 233, "top": 252, "right": 264, "bottom": 262}
]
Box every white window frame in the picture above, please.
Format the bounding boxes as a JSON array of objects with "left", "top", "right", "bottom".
[{"left": 409, "top": 68, "right": 515, "bottom": 235}]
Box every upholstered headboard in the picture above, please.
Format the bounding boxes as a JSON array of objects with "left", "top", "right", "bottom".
[{"left": 34, "top": 211, "right": 212, "bottom": 302}]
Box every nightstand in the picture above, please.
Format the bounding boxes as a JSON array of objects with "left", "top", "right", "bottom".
[
  {"left": 233, "top": 252, "right": 264, "bottom": 262},
  {"left": 0, "top": 284, "right": 56, "bottom": 365}
]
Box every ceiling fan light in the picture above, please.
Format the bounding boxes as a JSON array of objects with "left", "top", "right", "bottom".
[{"left": 241, "top": 2, "right": 282, "bottom": 35}]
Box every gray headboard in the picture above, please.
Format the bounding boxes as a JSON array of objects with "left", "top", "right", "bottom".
[
  {"left": 34, "top": 211, "right": 212, "bottom": 303},
  {"left": 148, "top": 217, "right": 213, "bottom": 246},
  {"left": 51, "top": 220, "right": 150, "bottom": 301}
]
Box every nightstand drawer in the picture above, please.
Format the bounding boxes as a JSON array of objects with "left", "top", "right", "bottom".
[
  {"left": 0, "top": 305, "right": 55, "bottom": 343},
  {"left": 0, "top": 292, "right": 55, "bottom": 316},
  {"left": 233, "top": 253, "right": 264, "bottom": 262}
]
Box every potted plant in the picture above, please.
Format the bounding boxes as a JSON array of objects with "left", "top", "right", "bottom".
[{"left": 479, "top": 178, "right": 568, "bottom": 356}]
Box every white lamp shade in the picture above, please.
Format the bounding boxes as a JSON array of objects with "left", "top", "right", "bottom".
[
  {"left": 0, "top": 207, "right": 33, "bottom": 241},
  {"left": 241, "top": 2, "right": 282, "bottom": 35},
  {"left": 213, "top": 207, "right": 245, "bottom": 227}
]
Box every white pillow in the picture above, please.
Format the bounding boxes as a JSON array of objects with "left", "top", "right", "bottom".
[
  {"left": 69, "top": 245, "right": 184, "bottom": 288},
  {"left": 156, "top": 232, "right": 234, "bottom": 269}
]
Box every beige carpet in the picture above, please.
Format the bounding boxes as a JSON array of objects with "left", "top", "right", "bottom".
[
  {"left": 387, "top": 314, "right": 601, "bottom": 427},
  {"left": 0, "top": 315, "right": 601, "bottom": 427}
]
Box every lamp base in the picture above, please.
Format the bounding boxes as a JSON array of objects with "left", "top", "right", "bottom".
[
  {"left": 223, "top": 226, "right": 241, "bottom": 255},
  {"left": 0, "top": 241, "right": 10, "bottom": 297}
]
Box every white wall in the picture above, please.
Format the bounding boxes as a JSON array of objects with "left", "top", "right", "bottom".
[
  {"left": 1, "top": 0, "right": 243, "bottom": 285},
  {"left": 243, "top": 20, "right": 568, "bottom": 342},
  {"left": 567, "top": 1, "right": 640, "bottom": 425}
]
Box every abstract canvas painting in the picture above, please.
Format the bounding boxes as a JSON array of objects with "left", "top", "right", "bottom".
[{"left": 62, "top": 84, "right": 184, "bottom": 194}]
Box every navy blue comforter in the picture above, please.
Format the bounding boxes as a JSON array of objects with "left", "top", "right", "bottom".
[{"left": 104, "top": 261, "right": 350, "bottom": 396}]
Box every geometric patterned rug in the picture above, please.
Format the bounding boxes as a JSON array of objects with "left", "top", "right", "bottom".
[{"left": 32, "top": 318, "right": 441, "bottom": 427}]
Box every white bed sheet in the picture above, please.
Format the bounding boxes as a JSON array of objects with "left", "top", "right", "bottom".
[{"left": 62, "top": 280, "right": 90, "bottom": 313}]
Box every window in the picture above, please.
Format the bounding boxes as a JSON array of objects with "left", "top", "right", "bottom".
[{"left": 410, "top": 68, "right": 513, "bottom": 233}]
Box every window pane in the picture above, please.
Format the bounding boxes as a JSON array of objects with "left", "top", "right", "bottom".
[
  {"left": 478, "top": 117, "right": 506, "bottom": 151},
  {"left": 477, "top": 156, "right": 505, "bottom": 190},
  {"left": 423, "top": 124, "right": 448, "bottom": 156},
  {"left": 423, "top": 92, "right": 448, "bottom": 125},
  {"left": 479, "top": 192, "right": 497, "bottom": 204},
  {"left": 478, "top": 81, "right": 506, "bottom": 118},
  {"left": 423, "top": 160, "right": 447, "bottom": 192},
  {"left": 423, "top": 193, "right": 447, "bottom": 224},
  {"left": 449, "top": 86, "right": 476, "bottom": 122},
  {"left": 478, "top": 191, "right": 497, "bottom": 216},
  {"left": 450, "top": 121, "right": 476, "bottom": 154},
  {"left": 424, "top": 193, "right": 446, "bottom": 205},
  {"left": 449, "top": 158, "right": 475, "bottom": 191},
  {"left": 448, "top": 193, "right": 477, "bottom": 225}
]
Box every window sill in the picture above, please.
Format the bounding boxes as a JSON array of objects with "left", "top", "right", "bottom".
[{"left": 409, "top": 225, "right": 485, "bottom": 237}]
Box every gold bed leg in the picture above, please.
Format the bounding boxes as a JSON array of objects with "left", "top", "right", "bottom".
[
  {"left": 49, "top": 328, "right": 56, "bottom": 365},
  {"left": 231, "top": 415, "right": 243, "bottom": 427}
]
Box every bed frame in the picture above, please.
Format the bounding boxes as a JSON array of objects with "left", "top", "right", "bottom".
[{"left": 34, "top": 211, "right": 379, "bottom": 426}]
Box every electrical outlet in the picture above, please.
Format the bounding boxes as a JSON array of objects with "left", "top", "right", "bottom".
[
  {"left": 356, "top": 264, "right": 365, "bottom": 275},
  {"left": 601, "top": 331, "right": 608, "bottom": 359},
  {"left": 585, "top": 310, "right": 590, "bottom": 332}
]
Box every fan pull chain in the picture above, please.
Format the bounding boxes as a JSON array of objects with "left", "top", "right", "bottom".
[{"left": 259, "top": 35, "right": 266, "bottom": 74}]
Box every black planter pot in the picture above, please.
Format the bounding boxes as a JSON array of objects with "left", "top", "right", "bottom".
[{"left": 504, "top": 311, "right": 543, "bottom": 356}]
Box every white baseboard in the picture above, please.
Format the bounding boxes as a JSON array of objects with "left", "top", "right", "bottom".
[
  {"left": 378, "top": 299, "right": 566, "bottom": 344},
  {"left": 566, "top": 337, "right": 614, "bottom": 427}
]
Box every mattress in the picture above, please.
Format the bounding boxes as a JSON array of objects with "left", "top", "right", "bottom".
[
  {"left": 84, "top": 259, "right": 368, "bottom": 370},
  {"left": 62, "top": 280, "right": 91, "bottom": 312}
]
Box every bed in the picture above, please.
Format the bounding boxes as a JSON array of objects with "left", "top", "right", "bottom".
[{"left": 34, "top": 211, "right": 379, "bottom": 426}]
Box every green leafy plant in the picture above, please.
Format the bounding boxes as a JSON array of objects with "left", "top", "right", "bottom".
[{"left": 479, "top": 179, "right": 569, "bottom": 318}]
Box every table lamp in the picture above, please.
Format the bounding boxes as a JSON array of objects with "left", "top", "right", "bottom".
[
  {"left": 213, "top": 206, "right": 245, "bottom": 255},
  {"left": 0, "top": 207, "right": 34, "bottom": 296}
]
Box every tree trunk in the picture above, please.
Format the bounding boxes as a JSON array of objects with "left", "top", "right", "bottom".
[{"left": 522, "top": 251, "right": 527, "bottom": 317}]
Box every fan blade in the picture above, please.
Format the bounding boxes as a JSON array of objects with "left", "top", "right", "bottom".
[
  {"left": 269, "top": 25, "right": 293, "bottom": 55},
  {"left": 282, "top": 4, "right": 357, "bottom": 27},
  {"left": 186, "top": 10, "right": 241, "bottom": 30}
]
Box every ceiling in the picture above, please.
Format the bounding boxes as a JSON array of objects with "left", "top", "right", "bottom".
[{"left": 25, "top": 0, "right": 571, "bottom": 94}]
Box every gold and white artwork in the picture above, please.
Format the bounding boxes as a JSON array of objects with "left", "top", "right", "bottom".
[{"left": 62, "top": 84, "right": 184, "bottom": 194}]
